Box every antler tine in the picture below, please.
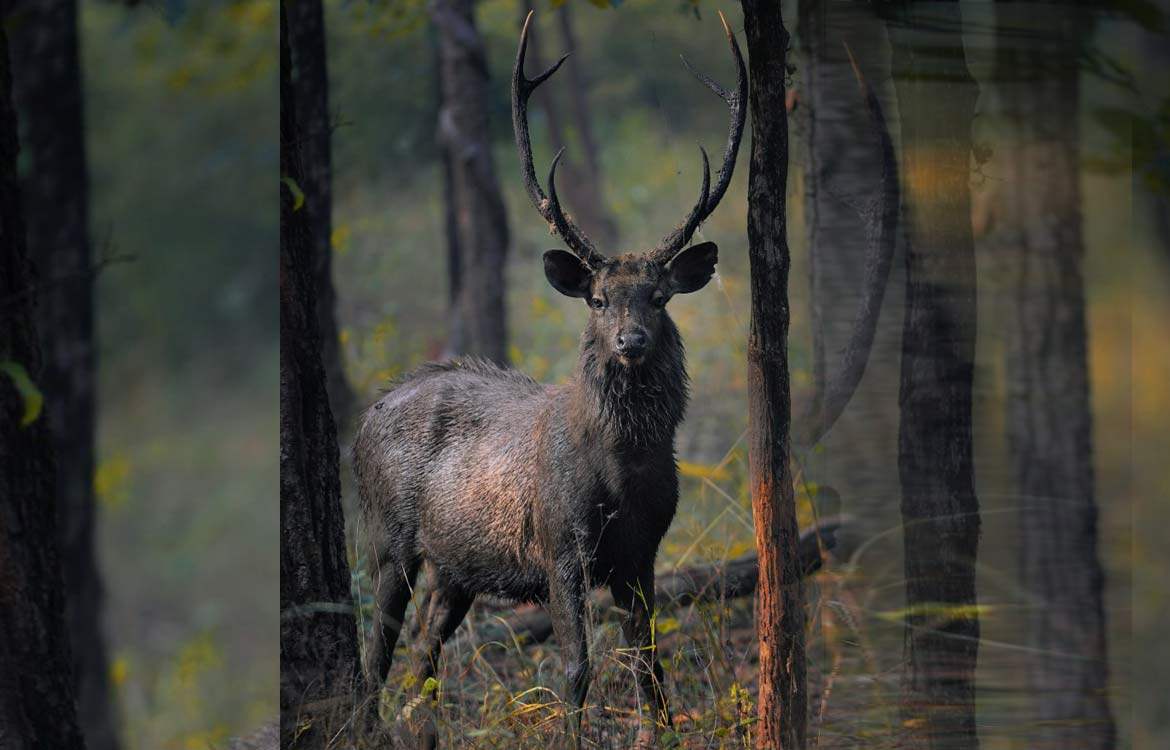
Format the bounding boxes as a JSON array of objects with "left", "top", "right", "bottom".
[
  {"left": 546, "top": 148, "right": 599, "bottom": 266},
  {"left": 653, "top": 11, "right": 748, "bottom": 260},
  {"left": 512, "top": 11, "right": 604, "bottom": 267},
  {"left": 650, "top": 148, "right": 710, "bottom": 264}
]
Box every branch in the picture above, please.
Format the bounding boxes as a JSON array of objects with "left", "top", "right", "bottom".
[{"left": 477, "top": 520, "right": 843, "bottom": 645}]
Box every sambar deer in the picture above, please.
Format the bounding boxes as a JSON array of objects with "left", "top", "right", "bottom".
[{"left": 355, "top": 11, "right": 747, "bottom": 747}]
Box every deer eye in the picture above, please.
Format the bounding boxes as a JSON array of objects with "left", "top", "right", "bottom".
[
  {"left": 651, "top": 293, "right": 668, "bottom": 308},
  {"left": 589, "top": 296, "right": 606, "bottom": 310}
]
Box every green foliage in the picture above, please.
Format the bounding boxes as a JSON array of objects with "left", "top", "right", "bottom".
[
  {"left": 282, "top": 176, "right": 306, "bottom": 211},
  {"left": 0, "top": 360, "right": 43, "bottom": 427}
]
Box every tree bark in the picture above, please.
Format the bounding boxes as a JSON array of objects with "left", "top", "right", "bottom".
[
  {"left": 795, "top": 0, "right": 903, "bottom": 453},
  {"left": 432, "top": 0, "right": 509, "bottom": 365},
  {"left": 0, "top": 15, "right": 86, "bottom": 748},
  {"left": 5, "top": 2, "right": 119, "bottom": 747},
  {"left": 280, "top": 4, "right": 360, "bottom": 746},
  {"left": 794, "top": 0, "right": 903, "bottom": 547},
  {"left": 740, "top": 3, "right": 805, "bottom": 748},
  {"left": 286, "top": 0, "right": 355, "bottom": 426},
  {"left": 992, "top": 5, "right": 1115, "bottom": 747},
  {"left": 436, "top": 27, "right": 464, "bottom": 358},
  {"left": 888, "top": 4, "right": 981, "bottom": 748},
  {"left": 6, "top": 0, "right": 116, "bottom": 746}
]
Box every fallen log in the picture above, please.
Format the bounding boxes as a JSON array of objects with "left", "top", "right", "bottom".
[{"left": 476, "top": 519, "right": 842, "bottom": 645}]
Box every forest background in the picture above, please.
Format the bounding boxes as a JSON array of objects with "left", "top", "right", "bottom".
[{"left": 61, "top": 0, "right": 1169, "bottom": 747}]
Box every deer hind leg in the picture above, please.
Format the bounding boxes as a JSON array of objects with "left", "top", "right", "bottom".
[
  {"left": 611, "top": 569, "right": 672, "bottom": 746},
  {"left": 398, "top": 582, "right": 472, "bottom": 750},
  {"left": 364, "top": 551, "right": 420, "bottom": 701},
  {"left": 414, "top": 583, "right": 473, "bottom": 685}
]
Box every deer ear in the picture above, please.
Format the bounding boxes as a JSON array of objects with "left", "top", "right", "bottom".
[
  {"left": 667, "top": 241, "right": 718, "bottom": 294},
  {"left": 543, "top": 250, "right": 593, "bottom": 298}
]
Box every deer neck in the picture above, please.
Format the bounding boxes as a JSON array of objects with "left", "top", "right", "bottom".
[{"left": 572, "top": 321, "right": 689, "bottom": 452}]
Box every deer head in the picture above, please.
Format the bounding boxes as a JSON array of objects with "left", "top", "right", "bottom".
[{"left": 512, "top": 11, "right": 746, "bottom": 369}]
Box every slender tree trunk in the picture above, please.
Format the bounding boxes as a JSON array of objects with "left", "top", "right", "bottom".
[
  {"left": 435, "top": 28, "right": 463, "bottom": 358},
  {"left": 286, "top": 0, "right": 355, "bottom": 426},
  {"left": 432, "top": 0, "right": 509, "bottom": 364},
  {"left": 4, "top": 1, "right": 118, "bottom": 748},
  {"left": 795, "top": 0, "right": 903, "bottom": 542},
  {"left": 889, "top": 4, "right": 981, "bottom": 748},
  {"left": 1138, "top": 28, "right": 1170, "bottom": 263},
  {"left": 740, "top": 3, "right": 805, "bottom": 748},
  {"left": 992, "top": 5, "right": 1115, "bottom": 747},
  {"left": 0, "top": 16, "right": 86, "bottom": 748},
  {"left": 280, "top": 4, "right": 359, "bottom": 746}
]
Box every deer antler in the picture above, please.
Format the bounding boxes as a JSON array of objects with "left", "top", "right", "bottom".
[
  {"left": 649, "top": 11, "right": 748, "bottom": 264},
  {"left": 512, "top": 10, "right": 605, "bottom": 268}
]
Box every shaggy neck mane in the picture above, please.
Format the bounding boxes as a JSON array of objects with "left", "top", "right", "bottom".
[{"left": 573, "top": 319, "right": 689, "bottom": 451}]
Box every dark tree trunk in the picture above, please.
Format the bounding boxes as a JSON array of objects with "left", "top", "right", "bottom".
[
  {"left": 432, "top": 0, "right": 509, "bottom": 365},
  {"left": 795, "top": 0, "right": 903, "bottom": 543},
  {"left": 992, "top": 6, "right": 1115, "bottom": 747},
  {"left": 0, "top": 16, "right": 86, "bottom": 749},
  {"left": 280, "top": 4, "right": 359, "bottom": 746},
  {"left": 5, "top": 1, "right": 118, "bottom": 748},
  {"left": 888, "top": 4, "right": 981, "bottom": 748},
  {"left": 285, "top": 0, "right": 355, "bottom": 427},
  {"left": 1138, "top": 29, "right": 1170, "bottom": 263},
  {"left": 435, "top": 28, "right": 463, "bottom": 358},
  {"left": 740, "top": 3, "right": 805, "bottom": 748}
]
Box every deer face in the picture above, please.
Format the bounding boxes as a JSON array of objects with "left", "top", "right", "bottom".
[{"left": 544, "top": 243, "right": 717, "bottom": 367}]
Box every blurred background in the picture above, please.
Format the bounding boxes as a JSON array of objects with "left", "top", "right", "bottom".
[{"left": 7, "top": 0, "right": 1167, "bottom": 747}]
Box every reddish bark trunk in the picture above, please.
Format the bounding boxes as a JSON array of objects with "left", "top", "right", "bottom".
[{"left": 741, "top": 2, "right": 805, "bottom": 747}]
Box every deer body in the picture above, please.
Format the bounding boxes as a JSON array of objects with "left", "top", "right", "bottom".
[{"left": 355, "top": 330, "right": 686, "bottom": 608}]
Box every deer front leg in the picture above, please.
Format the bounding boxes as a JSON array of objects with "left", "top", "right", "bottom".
[
  {"left": 611, "top": 568, "right": 672, "bottom": 747},
  {"left": 548, "top": 563, "right": 591, "bottom": 747}
]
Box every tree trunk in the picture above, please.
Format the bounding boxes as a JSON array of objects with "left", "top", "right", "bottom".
[
  {"left": 432, "top": 0, "right": 509, "bottom": 365},
  {"left": 740, "top": 3, "right": 805, "bottom": 748},
  {"left": 888, "top": 4, "right": 981, "bottom": 748},
  {"left": 5, "top": 1, "right": 118, "bottom": 747},
  {"left": 280, "top": 4, "right": 360, "bottom": 746},
  {"left": 795, "top": 0, "right": 903, "bottom": 546},
  {"left": 0, "top": 16, "right": 86, "bottom": 748},
  {"left": 992, "top": 5, "right": 1115, "bottom": 747},
  {"left": 436, "top": 27, "right": 463, "bottom": 358},
  {"left": 285, "top": 0, "right": 355, "bottom": 426}
]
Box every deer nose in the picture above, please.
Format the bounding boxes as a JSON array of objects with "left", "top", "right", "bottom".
[{"left": 616, "top": 331, "right": 647, "bottom": 358}]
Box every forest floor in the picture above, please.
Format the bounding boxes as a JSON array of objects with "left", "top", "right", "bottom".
[
  {"left": 358, "top": 563, "right": 911, "bottom": 750},
  {"left": 350, "top": 545, "right": 1084, "bottom": 750}
]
